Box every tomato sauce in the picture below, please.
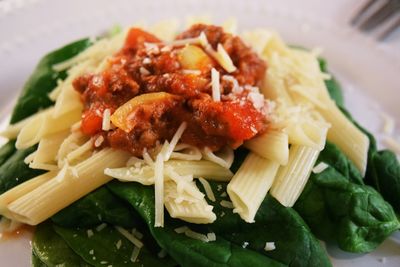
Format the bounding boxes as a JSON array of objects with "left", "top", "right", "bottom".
[{"left": 73, "top": 24, "right": 269, "bottom": 156}]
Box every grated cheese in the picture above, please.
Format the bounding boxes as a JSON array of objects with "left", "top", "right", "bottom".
[
  {"left": 198, "top": 177, "right": 216, "bottom": 202},
  {"left": 207, "top": 232, "right": 216, "bottom": 241},
  {"left": 216, "top": 44, "right": 237, "bottom": 73},
  {"left": 116, "top": 239, "right": 122, "bottom": 250},
  {"left": 139, "top": 67, "right": 151, "bottom": 76},
  {"left": 184, "top": 229, "right": 209, "bottom": 242},
  {"left": 87, "top": 229, "right": 94, "bottom": 238},
  {"left": 142, "top": 57, "right": 151, "bottom": 64},
  {"left": 211, "top": 68, "right": 221, "bottom": 101},
  {"left": 94, "top": 135, "right": 104, "bottom": 148},
  {"left": 132, "top": 228, "right": 144, "bottom": 239},
  {"left": 163, "top": 122, "right": 187, "bottom": 161},
  {"left": 96, "top": 223, "right": 107, "bottom": 232},
  {"left": 157, "top": 249, "right": 167, "bottom": 258},
  {"left": 130, "top": 246, "right": 141, "bottom": 263},
  {"left": 102, "top": 109, "right": 111, "bottom": 131},
  {"left": 247, "top": 91, "right": 265, "bottom": 110},
  {"left": 182, "top": 69, "right": 202, "bottom": 75},
  {"left": 242, "top": 241, "right": 249, "bottom": 248},
  {"left": 89, "top": 249, "right": 94, "bottom": 255},
  {"left": 312, "top": 162, "right": 329, "bottom": 174},
  {"left": 264, "top": 242, "right": 276, "bottom": 251},
  {"left": 220, "top": 200, "right": 234, "bottom": 209},
  {"left": 115, "top": 226, "right": 144, "bottom": 248},
  {"left": 154, "top": 154, "right": 165, "bottom": 227},
  {"left": 174, "top": 226, "right": 189, "bottom": 234}
]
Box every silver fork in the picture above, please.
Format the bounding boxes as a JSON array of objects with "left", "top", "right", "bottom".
[{"left": 351, "top": 0, "right": 400, "bottom": 40}]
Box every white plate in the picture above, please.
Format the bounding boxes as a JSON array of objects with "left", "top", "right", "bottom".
[{"left": 0, "top": 0, "right": 399, "bottom": 266}]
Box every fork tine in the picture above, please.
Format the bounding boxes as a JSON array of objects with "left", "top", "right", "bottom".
[
  {"left": 359, "top": 0, "right": 399, "bottom": 31},
  {"left": 378, "top": 16, "right": 400, "bottom": 40},
  {"left": 351, "top": 0, "right": 379, "bottom": 25}
]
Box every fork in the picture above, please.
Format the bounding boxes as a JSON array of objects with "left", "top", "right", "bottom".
[{"left": 351, "top": 0, "right": 400, "bottom": 40}]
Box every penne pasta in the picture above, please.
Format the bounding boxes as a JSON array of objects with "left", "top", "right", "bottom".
[
  {"left": 3, "top": 149, "right": 130, "bottom": 225},
  {"left": 15, "top": 107, "right": 81, "bottom": 150},
  {"left": 0, "top": 172, "right": 55, "bottom": 220},
  {"left": 244, "top": 130, "right": 289, "bottom": 165},
  {"left": 270, "top": 145, "right": 319, "bottom": 207},
  {"left": 317, "top": 101, "right": 369, "bottom": 176},
  {"left": 227, "top": 153, "right": 279, "bottom": 223}
]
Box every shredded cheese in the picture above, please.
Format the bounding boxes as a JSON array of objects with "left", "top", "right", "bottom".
[
  {"left": 102, "top": 109, "right": 111, "bottom": 131},
  {"left": 211, "top": 68, "right": 221, "bottom": 101},
  {"left": 220, "top": 200, "right": 234, "bottom": 209},
  {"left": 115, "top": 226, "right": 144, "bottom": 248},
  {"left": 94, "top": 135, "right": 104, "bottom": 147},
  {"left": 198, "top": 177, "right": 216, "bottom": 202},
  {"left": 130, "top": 246, "right": 141, "bottom": 263},
  {"left": 154, "top": 154, "right": 165, "bottom": 227},
  {"left": 163, "top": 122, "right": 187, "bottom": 160},
  {"left": 264, "top": 242, "right": 276, "bottom": 251},
  {"left": 132, "top": 228, "right": 144, "bottom": 239},
  {"left": 87, "top": 229, "right": 94, "bottom": 238},
  {"left": 185, "top": 229, "right": 209, "bottom": 242},
  {"left": 158, "top": 249, "right": 168, "bottom": 258},
  {"left": 116, "top": 239, "right": 122, "bottom": 250},
  {"left": 216, "top": 44, "right": 237, "bottom": 73},
  {"left": 96, "top": 223, "right": 107, "bottom": 232},
  {"left": 207, "top": 232, "right": 216, "bottom": 241},
  {"left": 312, "top": 162, "right": 329, "bottom": 174},
  {"left": 174, "top": 226, "right": 189, "bottom": 234}
]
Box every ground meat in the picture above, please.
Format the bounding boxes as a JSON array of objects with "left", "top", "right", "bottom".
[{"left": 74, "top": 24, "right": 269, "bottom": 155}]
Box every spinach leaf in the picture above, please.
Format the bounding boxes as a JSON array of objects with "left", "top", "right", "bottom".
[
  {"left": 108, "top": 180, "right": 331, "bottom": 267},
  {"left": 52, "top": 186, "right": 138, "bottom": 228},
  {"left": 366, "top": 150, "right": 400, "bottom": 213},
  {"left": 54, "top": 224, "right": 177, "bottom": 267},
  {"left": 32, "top": 251, "right": 48, "bottom": 267},
  {"left": 295, "top": 166, "right": 400, "bottom": 253},
  {"left": 0, "top": 145, "right": 43, "bottom": 194},
  {"left": 0, "top": 141, "right": 16, "bottom": 166},
  {"left": 318, "top": 58, "right": 344, "bottom": 107},
  {"left": 32, "top": 222, "right": 92, "bottom": 267},
  {"left": 10, "top": 38, "right": 92, "bottom": 123},
  {"left": 317, "top": 142, "right": 363, "bottom": 185}
]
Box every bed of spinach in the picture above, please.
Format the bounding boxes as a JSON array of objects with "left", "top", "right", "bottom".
[{"left": 0, "top": 38, "right": 399, "bottom": 267}]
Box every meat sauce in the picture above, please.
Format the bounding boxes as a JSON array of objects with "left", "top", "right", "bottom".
[{"left": 73, "top": 24, "right": 268, "bottom": 156}]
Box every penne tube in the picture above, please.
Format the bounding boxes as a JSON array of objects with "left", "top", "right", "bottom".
[
  {"left": 270, "top": 145, "right": 319, "bottom": 207},
  {"left": 244, "top": 130, "right": 289, "bottom": 165},
  {"left": 3, "top": 149, "right": 130, "bottom": 225},
  {"left": 16, "top": 107, "right": 81, "bottom": 150},
  {"left": 317, "top": 101, "right": 369, "bottom": 176},
  {"left": 0, "top": 172, "right": 55, "bottom": 220},
  {"left": 227, "top": 153, "right": 279, "bottom": 223}
]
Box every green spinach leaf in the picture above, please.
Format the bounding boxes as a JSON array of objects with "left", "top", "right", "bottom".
[
  {"left": 108, "top": 180, "right": 331, "bottom": 267},
  {"left": 10, "top": 38, "right": 92, "bottom": 123},
  {"left": 0, "top": 141, "right": 16, "bottom": 166},
  {"left": 366, "top": 150, "right": 400, "bottom": 213},
  {"left": 0, "top": 145, "right": 43, "bottom": 194},
  {"left": 31, "top": 251, "right": 48, "bottom": 267},
  {"left": 52, "top": 186, "right": 138, "bottom": 228},
  {"left": 295, "top": 166, "right": 400, "bottom": 253},
  {"left": 32, "top": 222, "right": 92, "bottom": 267},
  {"left": 54, "top": 224, "right": 177, "bottom": 267}
]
